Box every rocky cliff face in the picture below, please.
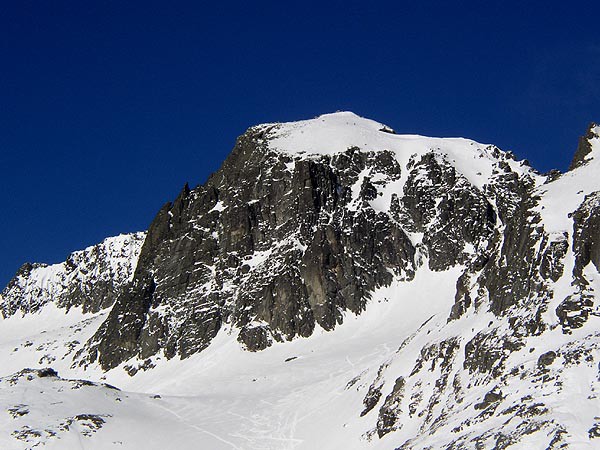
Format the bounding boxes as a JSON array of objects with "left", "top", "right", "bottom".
[
  {"left": 85, "top": 120, "right": 422, "bottom": 369},
  {"left": 80, "top": 113, "right": 539, "bottom": 371},
  {"left": 1, "top": 114, "right": 599, "bottom": 449}
]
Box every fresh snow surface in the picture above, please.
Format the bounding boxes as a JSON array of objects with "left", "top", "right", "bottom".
[{"left": 264, "top": 111, "right": 535, "bottom": 191}]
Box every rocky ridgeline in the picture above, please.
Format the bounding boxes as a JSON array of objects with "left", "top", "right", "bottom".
[{"left": 0, "top": 233, "right": 145, "bottom": 317}]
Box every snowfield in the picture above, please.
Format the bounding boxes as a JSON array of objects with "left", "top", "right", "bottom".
[{"left": 0, "top": 266, "right": 463, "bottom": 449}]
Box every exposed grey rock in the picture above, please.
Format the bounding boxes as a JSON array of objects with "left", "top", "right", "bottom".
[
  {"left": 361, "top": 363, "right": 388, "bottom": 417},
  {"left": 474, "top": 388, "right": 503, "bottom": 410},
  {"left": 479, "top": 170, "right": 543, "bottom": 315},
  {"left": 537, "top": 351, "right": 557, "bottom": 367},
  {"left": 572, "top": 191, "right": 600, "bottom": 277},
  {"left": 556, "top": 292, "right": 595, "bottom": 332},
  {"left": 590, "top": 423, "right": 600, "bottom": 439},
  {"left": 401, "top": 152, "right": 496, "bottom": 272},
  {"left": 569, "top": 122, "right": 598, "bottom": 170},
  {"left": 540, "top": 233, "right": 569, "bottom": 282},
  {"left": 376, "top": 376, "right": 405, "bottom": 437},
  {"left": 554, "top": 191, "right": 600, "bottom": 333}
]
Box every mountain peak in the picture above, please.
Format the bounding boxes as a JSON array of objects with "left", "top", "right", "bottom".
[
  {"left": 2, "top": 114, "right": 600, "bottom": 449},
  {"left": 254, "top": 112, "right": 536, "bottom": 192},
  {"left": 259, "top": 111, "right": 390, "bottom": 156}
]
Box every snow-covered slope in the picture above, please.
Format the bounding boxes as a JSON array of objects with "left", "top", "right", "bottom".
[
  {"left": 1, "top": 113, "right": 599, "bottom": 449},
  {"left": 0, "top": 368, "right": 210, "bottom": 450},
  {"left": 265, "top": 111, "right": 530, "bottom": 189}
]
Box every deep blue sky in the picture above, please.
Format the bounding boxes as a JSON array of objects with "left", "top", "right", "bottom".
[{"left": 1, "top": 1, "right": 598, "bottom": 288}]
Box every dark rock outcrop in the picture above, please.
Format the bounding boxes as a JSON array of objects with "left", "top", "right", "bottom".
[
  {"left": 554, "top": 191, "right": 600, "bottom": 333},
  {"left": 569, "top": 122, "right": 598, "bottom": 170},
  {"left": 401, "top": 152, "right": 496, "bottom": 271},
  {"left": 572, "top": 191, "right": 600, "bottom": 277},
  {"left": 85, "top": 128, "right": 417, "bottom": 369}
]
